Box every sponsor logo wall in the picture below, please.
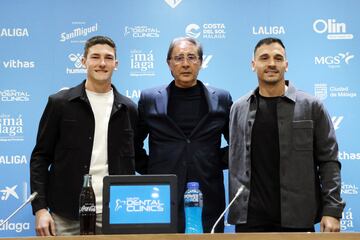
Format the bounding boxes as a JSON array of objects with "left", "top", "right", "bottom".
[{"left": 0, "top": 0, "right": 359, "bottom": 236}]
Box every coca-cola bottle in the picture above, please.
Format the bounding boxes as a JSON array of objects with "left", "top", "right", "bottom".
[{"left": 79, "top": 174, "right": 96, "bottom": 235}]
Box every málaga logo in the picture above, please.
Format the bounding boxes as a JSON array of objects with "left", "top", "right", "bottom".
[{"left": 164, "top": 0, "right": 182, "bottom": 8}]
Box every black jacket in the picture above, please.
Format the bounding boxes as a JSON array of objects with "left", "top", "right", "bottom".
[
  {"left": 135, "top": 80, "right": 232, "bottom": 232},
  {"left": 30, "top": 80, "right": 137, "bottom": 220}
]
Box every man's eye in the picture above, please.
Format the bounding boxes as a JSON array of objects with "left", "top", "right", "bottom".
[{"left": 174, "top": 56, "right": 183, "bottom": 61}]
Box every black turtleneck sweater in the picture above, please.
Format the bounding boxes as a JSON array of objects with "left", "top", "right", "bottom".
[{"left": 168, "top": 81, "right": 208, "bottom": 137}]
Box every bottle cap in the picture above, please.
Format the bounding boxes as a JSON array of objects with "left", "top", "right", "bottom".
[{"left": 187, "top": 182, "right": 199, "bottom": 189}]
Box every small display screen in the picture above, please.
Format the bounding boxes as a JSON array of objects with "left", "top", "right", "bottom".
[{"left": 109, "top": 185, "right": 171, "bottom": 224}]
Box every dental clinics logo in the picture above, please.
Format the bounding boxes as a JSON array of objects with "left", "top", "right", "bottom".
[
  {"left": 124, "top": 26, "right": 160, "bottom": 38},
  {"left": 66, "top": 53, "right": 86, "bottom": 74},
  {"left": 342, "top": 182, "right": 358, "bottom": 195},
  {"left": 313, "top": 19, "right": 353, "bottom": 40},
  {"left": 0, "top": 28, "right": 29, "bottom": 38},
  {"left": 314, "top": 52, "right": 354, "bottom": 68},
  {"left": 252, "top": 25, "right": 286, "bottom": 35},
  {"left": 0, "top": 90, "right": 30, "bottom": 102},
  {"left": 130, "top": 49, "right": 155, "bottom": 77},
  {"left": 185, "top": 23, "right": 226, "bottom": 39},
  {"left": 314, "top": 84, "right": 357, "bottom": 100},
  {"left": 0, "top": 114, "right": 24, "bottom": 142},
  {"left": 115, "top": 187, "right": 164, "bottom": 213},
  {"left": 164, "top": 0, "right": 182, "bottom": 8},
  {"left": 341, "top": 208, "right": 354, "bottom": 232},
  {"left": 60, "top": 22, "right": 99, "bottom": 43}
]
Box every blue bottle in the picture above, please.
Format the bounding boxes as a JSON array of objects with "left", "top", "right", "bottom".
[{"left": 184, "top": 182, "right": 203, "bottom": 234}]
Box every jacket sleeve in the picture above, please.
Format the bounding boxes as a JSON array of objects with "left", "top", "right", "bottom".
[
  {"left": 314, "top": 101, "right": 345, "bottom": 218},
  {"left": 220, "top": 92, "right": 233, "bottom": 169},
  {"left": 134, "top": 93, "right": 150, "bottom": 174},
  {"left": 30, "top": 96, "right": 61, "bottom": 214}
]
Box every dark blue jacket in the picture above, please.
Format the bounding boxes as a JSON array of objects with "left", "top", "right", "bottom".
[{"left": 135, "top": 80, "right": 232, "bottom": 232}]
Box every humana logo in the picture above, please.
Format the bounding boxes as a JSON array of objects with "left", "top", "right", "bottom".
[
  {"left": 66, "top": 53, "right": 86, "bottom": 74},
  {"left": 313, "top": 19, "right": 353, "bottom": 40}
]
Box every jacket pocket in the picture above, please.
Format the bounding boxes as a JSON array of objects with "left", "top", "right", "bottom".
[
  {"left": 118, "top": 129, "right": 135, "bottom": 156},
  {"left": 61, "top": 119, "right": 80, "bottom": 149},
  {"left": 292, "top": 120, "right": 313, "bottom": 151}
]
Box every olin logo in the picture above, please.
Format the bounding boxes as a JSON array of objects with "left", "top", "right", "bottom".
[
  {"left": 313, "top": 19, "right": 353, "bottom": 40},
  {"left": 331, "top": 116, "right": 344, "bottom": 130}
]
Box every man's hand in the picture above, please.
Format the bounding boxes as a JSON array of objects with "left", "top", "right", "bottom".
[
  {"left": 35, "top": 209, "right": 56, "bottom": 236},
  {"left": 320, "top": 216, "right": 340, "bottom": 232}
]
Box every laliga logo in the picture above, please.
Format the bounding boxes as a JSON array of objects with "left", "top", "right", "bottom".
[
  {"left": 164, "top": 0, "right": 182, "bottom": 8},
  {"left": 0, "top": 185, "right": 19, "bottom": 201},
  {"left": 201, "top": 55, "right": 213, "bottom": 69},
  {"left": 331, "top": 116, "right": 344, "bottom": 130},
  {"left": 186, "top": 24, "right": 201, "bottom": 38},
  {"left": 68, "top": 53, "right": 83, "bottom": 68}
]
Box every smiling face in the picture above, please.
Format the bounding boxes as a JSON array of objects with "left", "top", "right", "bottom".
[
  {"left": 82, "top": 43, "right": 118, "bottom": 86},
  {"left": 167, "top": 40, "right": 202, "bottom": 88},
  {"left": 252, "top": 42, "right": 288, "bottom": 86}
]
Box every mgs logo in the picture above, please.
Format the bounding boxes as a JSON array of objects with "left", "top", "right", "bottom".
[
  {"left": 164, "top": 0, "right": 182, "bottom": 8},
  {"left": 314, "top": 52, "right": 354, "bottom": 68}
]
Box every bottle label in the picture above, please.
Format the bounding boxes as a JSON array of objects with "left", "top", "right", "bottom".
[
  {"left": 184, "top": 193, "right": 199, "bottom": 202},
  {"left": 79, "top": 205, "right": 96, "bottom": 213}
]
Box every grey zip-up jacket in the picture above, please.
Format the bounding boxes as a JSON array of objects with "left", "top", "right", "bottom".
[{"left": 228, "top": 81, "right": 345, "bottom": 228}]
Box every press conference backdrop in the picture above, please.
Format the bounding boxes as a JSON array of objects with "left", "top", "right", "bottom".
[{"left": 0, "top": 0, "right": 359, "bottom": 237}]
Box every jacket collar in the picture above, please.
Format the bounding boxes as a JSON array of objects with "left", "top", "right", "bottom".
[
  {"left": 247, "top": 80, "right": 296, "bottom": 103},
  {"left": 155, "top": 80, "right": 218, "bottom": 114},
  {"left": 67, "top": 79, "right": 128, "bottom": 106}
]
